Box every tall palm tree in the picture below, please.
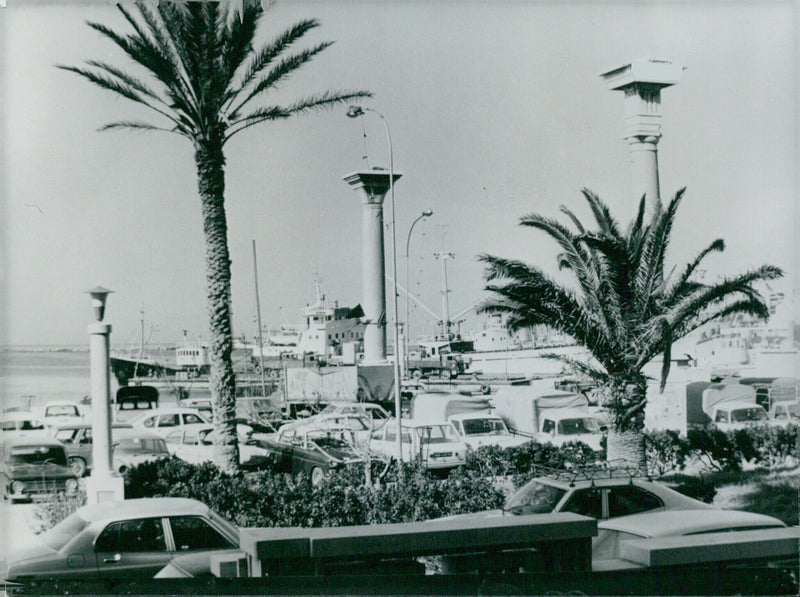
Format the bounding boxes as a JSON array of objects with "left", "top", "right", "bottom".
[
  {"left": 479, "top": 189, "right": 782, "bottom": 470},
  {"left": 59, "top": 1, "right": 371, "bottom": 473}
]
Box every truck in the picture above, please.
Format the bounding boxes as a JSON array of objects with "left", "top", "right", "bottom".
[
  {"left": 406, "top": 353, "right": 468, "bottom": 380},
  {"left": 491, "top": 386, "right": 604, "bottom": 451},
  {"left": 408, "top": 392, "right": 492, "bottom": 422},
  {"left": 685, "top": 382, "right": 771, "bottom": 431}
]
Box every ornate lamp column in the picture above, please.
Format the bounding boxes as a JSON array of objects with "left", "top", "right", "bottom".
[
  {"left": 85, "top": 286, "right": 125, "bottom": 504},
  {"left": 344, "top": 169, "right": 403, "bottom": 364},
  {"left": 602, "top": 58, "right": 683, "bottom": 214}
]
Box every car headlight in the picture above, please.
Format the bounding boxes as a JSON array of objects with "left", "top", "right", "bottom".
[
  {"left": 65, "top": 478, "right": 79, "bottom": 493},
  {"left": 11, "top": 481, "right": 25, "bottom": 494}
]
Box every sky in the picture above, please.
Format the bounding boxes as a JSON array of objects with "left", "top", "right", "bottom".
[{"left": 1, "top": 0, "right": 797, "bottom": 348}]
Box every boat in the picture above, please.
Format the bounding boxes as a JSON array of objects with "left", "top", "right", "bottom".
[{"left": 251, "top": 275, "right": 366, "bottom": 364}]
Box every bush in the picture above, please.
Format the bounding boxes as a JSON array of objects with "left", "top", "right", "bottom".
[
  {"left": 687, "top": 428, "right": 742, "bottom": 472},
  {"left": 32, "top": 490, "right": 87, "bottom": 533},
  {"left": 645, "top": 429, "right": 690, "bottom": 475}
]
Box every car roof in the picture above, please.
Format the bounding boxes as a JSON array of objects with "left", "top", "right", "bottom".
[
  {"left": 128, "top": 407, "right": 206, "bottom": 423},
  {"left": 51, "top": 423, "right": 132, "bottom": 431},
  {"left": 3, "top": 436, "right": 66, "bottom": 449},
  {"left": 75, "top": 497, "right": 212, "bottom": 523},
  {"left": 1, "top": 411, "right": 41, "bottom": 421},
  {"left": 448, "top": 413, "right": 503, "bottom": 422},
  {"left": 598, "top": 509, "right": 786, "bottom": 537}
]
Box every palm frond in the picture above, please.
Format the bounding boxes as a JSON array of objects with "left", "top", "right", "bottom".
[
  {"left": 229, "top": 18, "right": 320, "bottom": 108},
  {"left": 581, "top": 188, "right": 623, "bottom": 240},
  {"left": 229, "top": 41, "right": 335, "bottom": 118},
  {"left": 99, "top": 121, "right": 188, "bottom": 137},
  {"left": 225, "top": 90, "right": 372, "bottom": 143}
]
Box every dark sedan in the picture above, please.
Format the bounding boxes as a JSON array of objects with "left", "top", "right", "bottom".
[
  {"left": 253, "top": 423, "right": 378, "bottom": 485},
  {"left": 1, "top": 437, "right": 79, "bottom": 503}
]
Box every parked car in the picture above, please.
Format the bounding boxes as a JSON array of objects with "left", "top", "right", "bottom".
[
  {"left": 769, "top": 400, "right": 800, "bottom": 423},
  {"left": 39, "top": 401, "right": 85, "bottom": 425},
  {"left": 179, "top": 397, "right": 213, "bottom": 418},
  {"left": 127, "top": 407, "right": 210, "bottom": 438},
  {"left": 0, "top": 411, "right": 48, "bottom": 439},
  {"left": 369, "top": 419, "right": 467, "bottom": 472},
  {"left": 163, "top": 424, "right": 270, "bottom": 468},
  {"left": 319, "top": 402, "right": 391, "bottom": 431},
  {"left": 447, "top": 413, "right": 531, "bottom": 451},
  {"left": 592, "top": 508, "right": 787, "bottom": 568},
  {"left": 49, "top": 422, "right": 133, "bottom": 477},
  {"left": 1, "top": 437, "right": 79, "bottom": 503},
  {"left": 4, "top": 497, "right": 240, "bottom": 580},
  {"left": 253, "top": 423, "right": 377, "bottom": 485},
  {"left": 442, "top": 467, "right": 714, "bottom": 521},
  {"left": 112, "top": 428, "right": 171, "bottom": 474},
  {"left": 278, "top": 412, "right": 373, "bottom": 446}
]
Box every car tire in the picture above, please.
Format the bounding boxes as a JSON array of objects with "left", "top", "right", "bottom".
[
  {"left": 440, "top": 369, "right": 452, "bottom": 380},
  {"left": 310, "top": 467, "right": 325, "bottom": 486},
  {"left": 69, "top": 457, "right": 87, "bottom": 477},
  {"left": 411, "top": 369, "right": 423, "bottom": 380}
]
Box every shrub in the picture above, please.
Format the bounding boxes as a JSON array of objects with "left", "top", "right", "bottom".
[
  {"left": 687, "top": 428, "right": 742, "bottom": 472},
  {"left": 645, "top": 429, "right": 690, "bottom": 475},
  {"left": 32, "top": 490, "right": 87, "bottom": 533}
]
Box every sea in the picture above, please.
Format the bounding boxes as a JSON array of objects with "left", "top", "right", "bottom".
[{"left": 0, "top": 347, "right": 114, "bottom": 412}]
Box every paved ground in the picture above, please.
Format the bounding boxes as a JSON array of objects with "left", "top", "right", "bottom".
[{"left": 1, "top": 501, "right": 44, "bottom": 581}]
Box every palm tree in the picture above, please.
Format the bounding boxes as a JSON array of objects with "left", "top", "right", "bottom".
[
  {"left": 59, "top": 1, "right": 371, "bottom": 473},
  {"left": 479, "top": 189, "right": 782, "bottom": 470}
]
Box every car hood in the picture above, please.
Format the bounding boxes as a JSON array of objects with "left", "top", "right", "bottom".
[
  {"left": 465, "top": 434, "right": 530, "bottom": 449},
  {"left": 5, "top": 543, "right": 60, "bottom": 579},
  {"left": 6, "top": 463, "right": 74, "bottom": 480}
]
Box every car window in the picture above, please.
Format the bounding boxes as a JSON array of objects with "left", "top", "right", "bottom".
[
  {"left": 542, "top": 419, "right": 555, "bottom": 434},
  {"left": 608, "top": 486, "right": 664, "bottom": 518},
  {"left": 21, "top": 419, "right": 46, "bottom": 431},
  {"left": 1, "top": 420, "right": 17, "bottom": 431},
  {"left": 170, "top": 516, "right": 236, "bottom": 551},
  {"left": 157, "top": 414, "right": 179, "bottom": 427},
  {"left": 183, "top": 413, "right": 204, "bottom": 425},
  {"left": 95, "top": 518, "right": 167, "bottom": 553},
  {"left": 54, "top": 429, "right": 79, "bottom": 443},
  {"left": 80, "top": 428, "right": 93, "bottom": 444},
  {"left": 46, "top": 405, "right": 79, "bottom": 417},
  {"left": 715, "top": 411, "right": 729, "bottom": 423},
  {"left": 504, "top": 480, "right": 567, "bottom": 515},
  {"left": 8, "top": 445, "right": 68, "bottom": 467},
  {"left": 561, "top": 488, "right": 603, "bottom": 518}
]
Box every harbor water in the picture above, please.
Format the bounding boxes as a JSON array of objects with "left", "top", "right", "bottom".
[{"left": 1, "top": 348, "right": 100, "bottom": 412}]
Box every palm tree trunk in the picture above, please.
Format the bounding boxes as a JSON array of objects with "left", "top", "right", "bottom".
[
  {"left": 195, "top": 134, "right": 239, "bottom": 473},
  {"left": 605, "top": 378, "right": 648, "bottom": 472}
]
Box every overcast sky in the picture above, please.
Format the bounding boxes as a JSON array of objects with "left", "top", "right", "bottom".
[{"left": 1, "top": 1, "right": 796, "bottom": 348}]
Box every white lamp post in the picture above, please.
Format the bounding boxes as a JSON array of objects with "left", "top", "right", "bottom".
[
  {"left": 405, "top": 210, "right": 433, "bottom": 376},
  {"left": 85, "top": 286, "right": 124, "bottom": 504},
  {"left": 347, "top": 105, "right": 404, "bottom": 470}
]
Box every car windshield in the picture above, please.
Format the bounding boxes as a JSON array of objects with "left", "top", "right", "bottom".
[
  {"left": 557, "top": 418, "right": 600, "bottom": 435},
  {"left": 461, "top": 418, "right": 508, "bottom": 436},
  {"left": 46, "top": 405, "right": 79, "bottom": 417},
  {"left": 312, "top": 436, "right": 354, "bottom": 452},
  {"left": 414, "top": 425, "right": 458, "bottom": 444},
  {"left": 504, "top": 480, "right": 567, "bottom": 515},
  {"left": 41, "top": 511, "right": 91, "bottom": 551},
  {"left": 114, "top": 437, "right": 169, "bottom": 454},
  {"left": 731, "top": 408, "right": 767, "bottom": 422},
  {"left": 8, "top": 445, "right": 68, "bottom": 466}
]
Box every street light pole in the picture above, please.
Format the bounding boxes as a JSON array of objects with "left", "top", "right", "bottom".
[
  {"left": 405, "top": 210, "right": 433, "bottom": 376},
  {"left": 347, "top": 106, "right": 403, "bottom": 472}
]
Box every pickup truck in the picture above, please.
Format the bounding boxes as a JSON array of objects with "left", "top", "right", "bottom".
[{"left": 446, "top": 412, "right": 531, "bottom": 451}]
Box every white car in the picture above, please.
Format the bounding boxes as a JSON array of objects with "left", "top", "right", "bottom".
[
  {"left": 369, "top": 419, "right": 467, "bottom": 471},
  {"left": 127, "top": 407, "right": 210, "bottom": 438},
  {"left": 319, "top": 402, "right": 391, "bottom": 431},
  {"left": 447, "top": 413, "right": 531, "bottom": 451},
  {"left": 592, "top": 508, "right": 787, "bottom": 568},
  {"left": 163, "top": 424, "right": 269, "bottom": 467},
  {"left": 278, "top": 413, "right": 373, "bottom": 447},
  {"left": 112, "top": 427, "right": 171, "bottom": 474},
  {"left": 0, "top": 411, "right": 49, "bottom": 439},
  {"left": 39, "top": 400, "right": 85, "bottom": 425}
]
